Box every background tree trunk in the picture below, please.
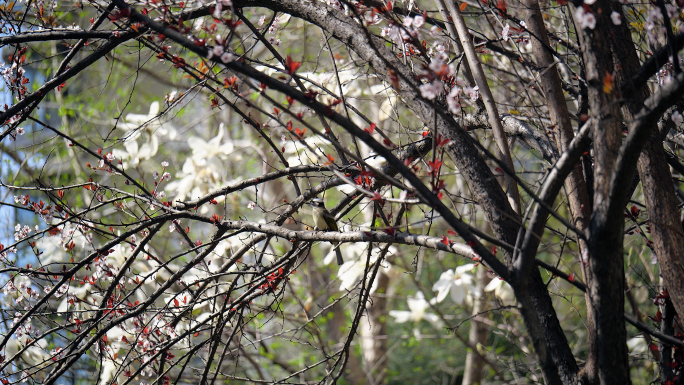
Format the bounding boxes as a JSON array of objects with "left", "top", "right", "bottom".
[{"left": 461, "top": 267, "right": 488, "bottom": 385}]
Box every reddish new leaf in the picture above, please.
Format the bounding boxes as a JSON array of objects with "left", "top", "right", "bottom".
[{"left": 285, "top": 55, "right": 301, "bottom": 75}]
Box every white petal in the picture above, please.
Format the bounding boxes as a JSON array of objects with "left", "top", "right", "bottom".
[
  {"left": 423, "top": 312, "right": 443, "bottom": 327},
  {"left": 450, "top": 284, "right": 465, "bottom": 305},
  {"left": 458, "top": 273, "right": 475, "bottom": 286},
  {"left": 378, "top": 96, "right": 397, "bottom": 121},
  {"left": 485, "top": 278, "right": 502, "bottom": 292},
  {"left": 437, "top": 269, "right": 455, "bottom": 281},
  {"left": 433, "top": 282, "right": 450, "bottom": 303},
  {"left": 389, "top": 310, "right": 411, "bottom": 323},
  {"left": 57, "top": 298, "right": 69, "bottom": 313},
  {"left": 627, "top": 337, "right": 648, "bottom": 354},
  {"left": 407, "top": 292, "right": 428, "bottom": 314},
  {"left": 496, "top": 282, "right": 516, "bottom": 306},
  {"left": 98, "top": 360, "right": 118, "bottom": 385},
  {"left": 431, "top": 277, "right": 449, "bottom": 292},
  {"left": 338, "top": 261, "right": 361, "bottom": 291},
  {"left": 148, "top": 101, "right": 160, "bottom": 116},
  {"left": 455, "top": 263, "right": 477, "bottom": 275}
]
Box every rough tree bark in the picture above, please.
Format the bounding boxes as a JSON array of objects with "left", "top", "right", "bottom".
[
  {"left": 461, "top": 267, "right": 489, "bottom": 385},
  {"left": 574, "top": 0, "right": 632, "bottom": 381},
  {"left": 608, "top": 1, "right": 684, "bottom": 327}
]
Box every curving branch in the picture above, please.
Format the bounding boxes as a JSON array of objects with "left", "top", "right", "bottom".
[
  {"left": 604, "top": 71, "right": 684, "bottom": 228},
  {"left": 500, "top": 116, "right": 559, "bottom": 162},
  {"left": 0, "top": 29, "right": 123, "bottom": 45},
  {"left": 514, "top": 120, "right": 593, "bottom": 282}
]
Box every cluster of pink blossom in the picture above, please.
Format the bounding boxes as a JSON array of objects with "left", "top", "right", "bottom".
[
  {"left": 501, "top": 23, "right": 511, "bottom": 41},
  {"left": 263, "top": 15, "right": 284, "bottom": 46},
  {"left": 268, "top": 16, "right": 282, "bottom": 34},
  {"left": 169, "top": 219, "right": 182, "bottom": 233},
  {"left": 325, "top": 0, "right": 348, "bottom": 12},
  {"left": 418, "top": 52, "right": 453, "bottom": 100},
  {"left": 92, "top": 252, "right": 119, "bottom": 281},
  {"left": 97, "top": 151, "right": 117, "bottom": 172},
  {"left": 212, "top": 0, "right": 233, "bottom": 19},
  {"left": 1, "top": 46, "right": 29, "bottom": 102},
  {"left": 414, "top": 50, "right": 479, "bottom": 113},
  {"left": 44, "top": 221, "right": 94, "bottom": 255},
  {"left": 45, "top": 283, "right": 69, "bottom": 298},
  {"left": 14, "top": 193, "right": 66, "bottom": 223},
  {"left": 403, "top": 14, "right": 425, "bottom": 31},
  {"left": 574, "top": 6, "right": 596, "bottom": 30},
  {"left": 1, "top": 45, "right": 31, "bottom": 136},
  {"left": 152, "top": 170, "right": 171, "bottom": 182},
  {"left": 206, "top": 36, "right": 235, "bottom": 64},
  {"left": 645, "top": 4, "right": 681, "bottom": 45},
  {"left": 50, "top": 347, "right": 65, "bottom": 361},
  {"left": 0, "top": 244, "right": 17, "bottom": 262},
  {"left": 659, "top": 63, "right": 675, "bottom": 85},
  {"left": 446, "top": 87, "right": 463, "bottom": 114},
  {"left": 380, "top": 13, "right": 427, "bottom": 59},
  {"left": 119, "top": 314, "right": 183, "bottom": 376},
  {"left": 11, "top": 313, "right": 35, "bottom": 339},
  {"left": 4, "top": 278, "right": 39, "bottom": 307},
  {"left": 13, "top": 224, "right": 35, "bottom": 242}
]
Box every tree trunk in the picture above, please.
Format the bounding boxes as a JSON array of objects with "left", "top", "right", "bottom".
[
  {"left": 520, "top": 1, "right": 594, "bottom": 382},
  {"left": 360, "top": 271, "right": 390, "bottom": 385},
  {"left": 461, "top": 267, "right": 488, "bottom": 385},
  {"left": 574, "top": 1, "right": 632, "bottom": 383},
  {"left": 607, "top": 2, "right": 684, "bottom": 322}
]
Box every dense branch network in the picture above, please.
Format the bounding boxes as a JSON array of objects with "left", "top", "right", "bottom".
[{"left": 1, "top": 0, "right": 684, "bottom": 384}]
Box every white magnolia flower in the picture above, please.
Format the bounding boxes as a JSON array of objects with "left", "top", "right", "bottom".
[
  {"left": 484, "top": 278, "right": 516, "bottom": 306},
  {"left": 338, "top": 260, "right": 367, "bottom": 291},
  {"left": 112, "top": 136, "right": 157, "bottom": 167},
  {"left": 98, "top": 360, "right": 121, "bottom": 385},
  {"left": 626, "top": 337, "right": 648, "bottom": 354},
  {"left": 106, "top": 242, "right": 152, "bottom": 280},
  {"left": 187, "top": 123, "right": 235, "bottom": 160},
  {"left": 431, "top": 264, "right": 477, "bottom": 305},
  {"left": 337, "top": 244, "right": 393, "bottom": 290},
  {"left": 389, "top": 292, "right": 442, "bottom": 327},
  {"left": 255, "top": 65, "right": 371, "bottom": 101},
  {"left": 57, "top": 283, "right": 103, "bottom": 316},
  {"left": 282, "top": 136, "right": 328, "bottom": 167},
  {"left": 113, "top": 102, "right": 177, "bottom": 166},
  {"left": 166, "top": 124, "right": 240, "bottom": 203},
  {"left": 5, "top": 337, "right": 50, "bottom": 368},
  {"left": 371, "top": 83, "right": 398, "bottom": 122}
]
